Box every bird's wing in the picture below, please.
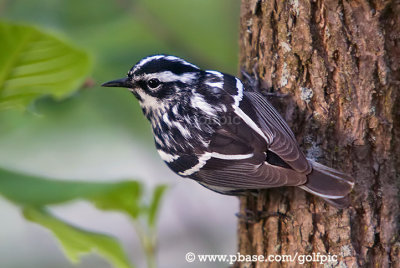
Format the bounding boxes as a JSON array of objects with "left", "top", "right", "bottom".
[
  {"left": 161, "top": 122, "right": 307, "bottom": 190},
  {"left": 194, "top": 153, "right": 307, "bottom": 190},
  {"left": 236, "top": 91, "right": 311, "bottom": 174},
  {"left": 187, "top": 124, "right": 306, "bottom": 190}
]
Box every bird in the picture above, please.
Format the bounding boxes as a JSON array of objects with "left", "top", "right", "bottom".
[{"left": 102, "top": 55, "right": 354, "bottom": 208}]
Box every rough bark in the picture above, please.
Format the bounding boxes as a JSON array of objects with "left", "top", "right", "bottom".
[{"left": 236, "top": 0, "right": 400, "bottom": 267}]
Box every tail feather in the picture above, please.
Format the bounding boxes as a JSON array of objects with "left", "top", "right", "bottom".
[{"left": 300, "top": 160, "right": 354, "bottom": 208}]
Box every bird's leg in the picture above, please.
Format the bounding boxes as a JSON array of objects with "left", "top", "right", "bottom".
[
  {"left": 240, "top": 67, "right": 259, "bottom": 91},
  {"left": 236, "top": 209, "right": 288, "bottom": 224},
  {"left": 236, "top": 190, "right": 290, "bottom": 223},
  {"left": 235, "top": 209, "right": 261, "bottom": 224}
]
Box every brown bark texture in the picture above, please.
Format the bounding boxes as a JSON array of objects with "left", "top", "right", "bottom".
[{"left": 236, "top": 0, "right": 400, "bottom": 267}]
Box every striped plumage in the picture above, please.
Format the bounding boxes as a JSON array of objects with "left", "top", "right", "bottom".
[{"left": 102, "top": 55, "right": 354, "bottom": 208}]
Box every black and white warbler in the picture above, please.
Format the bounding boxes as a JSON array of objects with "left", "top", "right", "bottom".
[{"left": 102, "top": 55, "right": 354, "bottom": 208}]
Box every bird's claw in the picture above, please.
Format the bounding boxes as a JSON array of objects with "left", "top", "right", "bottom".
[
  {"left": 236, "top": 209, "right": 288, "bottom": 224},
  {"left": 240, "top": 63, "right": 260, "bottom": 91}
]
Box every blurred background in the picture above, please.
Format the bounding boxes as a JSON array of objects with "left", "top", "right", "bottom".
[{"left": 0, "top": 0, "right": 241, "bottom": 267}]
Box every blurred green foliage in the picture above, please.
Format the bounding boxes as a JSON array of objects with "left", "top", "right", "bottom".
[
  {"left": 0, "top": 22, "right": 91, "bottom": 110},
  {"left": 0, "top": 0, "right": 240, "bottom": 267},
  {"left": 0, "top": 167, "right": 142, "bottom": 217},
  {"left": 147, "top": 185, "right": 168, "bottom": 229},
  {"left": 0, "top": 162, "right": 166, "bottom": 268},
  {"left": 24, "top": 208, "right": 133, "bottom": 268}
]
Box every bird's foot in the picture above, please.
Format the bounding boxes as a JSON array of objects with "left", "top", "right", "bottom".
[
  {"left": 236, "top": 209, "right": 288, "bottom": 224},
  {"left": 241, "top": 65, "right": 260, "bottom": 91}
]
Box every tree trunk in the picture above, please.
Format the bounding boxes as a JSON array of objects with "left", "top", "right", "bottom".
[{"left": 236, "top": 0, "right": 400, "bottom": 267}]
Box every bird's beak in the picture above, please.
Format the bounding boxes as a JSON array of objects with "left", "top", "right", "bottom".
[{"left": 101, "top": 77, "right": 132, "bottom": 88}]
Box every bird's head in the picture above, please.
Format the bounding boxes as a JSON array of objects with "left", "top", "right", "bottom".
[{"left": 102, "top": 55, "right": 202, "bottom": 117}]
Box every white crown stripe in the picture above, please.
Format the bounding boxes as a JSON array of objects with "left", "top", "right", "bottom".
[
  {"left": 164, "top": 55, "right": 200, "bottom": 69},
  {"left": 130, "top": 55, "right": 164, "bottom": 75},
  {"left": 130, "top": 55, "right": 200, "bottom": 76}
]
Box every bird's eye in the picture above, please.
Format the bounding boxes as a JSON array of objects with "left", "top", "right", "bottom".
[{"left": 147, "top": 78, "right": 160, "bottom": 89}]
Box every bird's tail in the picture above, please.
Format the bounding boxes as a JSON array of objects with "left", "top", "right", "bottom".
[{"left": 299, "top": 160, "right": 354, "bottom": 208}]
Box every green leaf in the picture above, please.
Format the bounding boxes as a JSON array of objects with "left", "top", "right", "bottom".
[
  {"left": 23, "top": 207, "right": 133, "bottom": 268},
  {"left": 0, "top": 21, "right": 91, "bottom": 110},
  {"left": 147, "top": 184, "right": 168, "bottom": 228},
  {"left": 0, "top": 167, "right": 143, "bottom": 218}
]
